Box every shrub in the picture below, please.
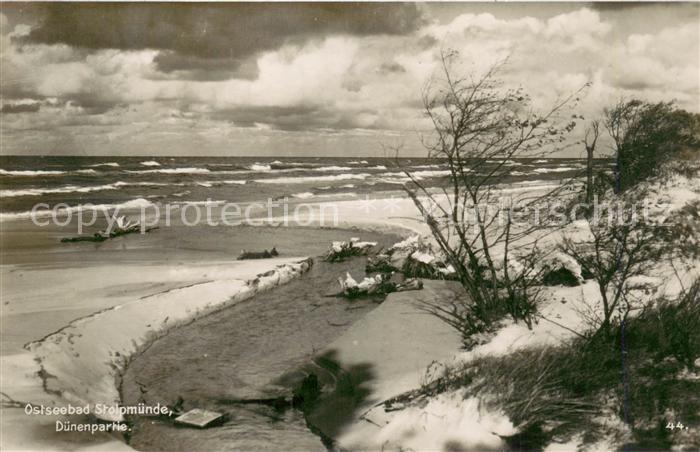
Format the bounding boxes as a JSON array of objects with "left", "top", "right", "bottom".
[
  {"left": 560, "top": 186, "right": 673, "bottom": 337},
  {"left": 411, "top": 280, "right": 700, "bottom": 449},
  {"left": 324, "top": 239, "right": 376, "bottom": 262},
  {"left": 541, "top": 267, "right": 580, "bottom": 286},
  {"left": 398, "top": 53, "right": 583, "bottom": 337},
  {"left": 401, "top": 254, "right": 458, "bottom": 280},
  {"left": 604, "top": 99, "right": 699, "bottom": 191}
]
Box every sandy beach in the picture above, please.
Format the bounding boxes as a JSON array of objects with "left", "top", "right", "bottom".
[{"left": 0, "top": 210, "right": 401, "bottom": 451}]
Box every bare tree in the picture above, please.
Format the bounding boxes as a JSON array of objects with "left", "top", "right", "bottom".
[
  {"left": 584, "top": 120, "right": 600, "bottom": 204},
  {"left": 560, "top": 202, "right": 660, "bottom": 337},
  {"left": 561, "top": 186, "right": 698, "bottom": 338},
  {"left": 396, "top": 52, "right": 585, "bottom": 337}
]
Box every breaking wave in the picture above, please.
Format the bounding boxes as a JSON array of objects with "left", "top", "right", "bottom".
[
  {"left": 87, "top": 162, "right": 120, "bottom": 168},
  {"left": 0, "top": 169, "right": 67, "bottom": 176},
  {"left": 0, "top": 181, "right": 184, "bottom": 198},
  {"left": 253, "top": 173, "right": 370, "bottom": 184},
  {"left": 533, "top": 167, "right": 579, "bottom": 173},
  {"left": 126, "top": 167, "right": 211, "bottom": 175},
  {"left": 0, "top": 198, "right": 156, "bottom": 222},
  {"left": 291, "top": 192, "right": 315, "bottom": 199}
]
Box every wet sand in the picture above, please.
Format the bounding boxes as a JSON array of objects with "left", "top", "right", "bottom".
[
  {"left": 120, "top": 232, "right": 399, "bottom": 451},
  {"left": 1, "top": 218, "right": 393, "bottom": 354},
  {"left": 0, "top": 212, "right": 397, "bottom": 451}
]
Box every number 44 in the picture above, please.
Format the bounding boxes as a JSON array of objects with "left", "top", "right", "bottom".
[{"left": 666, "top": 421, "right": 688, "bottom": 431}]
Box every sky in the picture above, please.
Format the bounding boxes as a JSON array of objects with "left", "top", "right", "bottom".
[{"left": 0, "top": 1, "right": 698, "bottom": 157}]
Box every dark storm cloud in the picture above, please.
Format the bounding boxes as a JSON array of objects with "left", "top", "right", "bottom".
[
  {"left": 211, "top": 105, "right": 330, "bottom": 131},
  {"left": 210, "top": 105, "right": 379, "bottom": 131},
  {"left": 67, "top": 96, "right": 122, "bottom": 115},
  {"left": 0, "top": 92, "right": 120, "bottom": 116},
  {"left": 152, "top": 51, "right": 259, "bottom": 81},
  {"left": 1, "top": 102, "right": 40, "bottom": 114},
  {"left": 589, "top": 2, "right": 667, "bottom": 11},
  {"left": 0, "top": 83, "right": 42, "bottom": 101},
  {"left": 379, "top": 62, "right": 406, "bottom": 74},
  {"left": 21, "top": 2, "right": 425, "bottom": 75},
  {"left": 611, "top": 77, "right": 657, "bottom": 91}
]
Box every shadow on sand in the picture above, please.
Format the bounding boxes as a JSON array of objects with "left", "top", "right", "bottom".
[{"left": 275, "top": 349, "right": 376, "bottom": 447}]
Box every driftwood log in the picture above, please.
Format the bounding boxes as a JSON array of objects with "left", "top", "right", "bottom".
[{"left": 238, "top": 247, "right": 279, "bottom": 260}]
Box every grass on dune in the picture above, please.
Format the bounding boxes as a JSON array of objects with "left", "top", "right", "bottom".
[{"left": 415, "top": 280, "right": 700, "bottom": 450}]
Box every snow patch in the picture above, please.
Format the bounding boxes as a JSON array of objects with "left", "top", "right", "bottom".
[
  {"left": 26, "top": 258, "right": 313, "bottom": 422},
  {"left": 374, "top": 390, "right": 515, "bottom": 450}
]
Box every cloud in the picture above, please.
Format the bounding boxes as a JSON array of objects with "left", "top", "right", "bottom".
[
  {"left": 1, "top": 100, "right": 40, "bottom": 113},
  {"left": 379, "top": 62, "right": 407, "bottom": 74},
  {"left": 209, "top": 105, "right": 347, "bottom": 131},
  {"left": 151, "top": 52, "right": 259, "bottom": 81},
  {"left": 603, "top": 22, "right": 699, "bottom": 109},
  {"left": 20, "top": 3, "right": 425, "bottom": 76},
  {"left": 589, "top": 2, "right": 661, "bottom": 12},
  {"left": 1, "top": 4, "right": 697, "bottom": 156}
]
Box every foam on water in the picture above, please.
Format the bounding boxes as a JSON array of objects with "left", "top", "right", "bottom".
[
  {"left": 291, "top": 192, "right": 315, "bottom": 199},
  {"left": 0, "top": 198, "right": 156, "bottom": 221},
  {"left": 315, "top": 166, "right": 353, "bottom": 171},
  {"left": 126, "top": 167, "right": 211, "bottom": 174},
  {"left": 533, "top": 167, "right": 579, "bottom": 173},
  {"left": 1, "top": 183, "right": 123, "bottom": 198},
  {"left": 254, "top": 173, "right": 370, "bottom": 184},
  {"left": 1, "top": 181, "right": 187, "bottom": 197},
  {"left": 0, "top": 169, "right": 67, "bottom": 176},
  {"left": 87, "top": 162, "right": 120, "bottom": 168}
]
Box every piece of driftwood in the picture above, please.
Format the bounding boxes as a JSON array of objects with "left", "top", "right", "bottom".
[
  {"left": 60, "top": 216, "right": 157, "bottom": 243},
  {"left": 369, "top": 235, "right": 458, "bottom": 281},
  {"left": 174, "top": 409, "right": 227, "bottom": 428},
  {"left": 336, "top": 272, "right": 423, "bottom": 298},
  {"left": 324, "top": 238, "right": 377, "bottom": 262},
  {"left": 60, "top": 227, "right": 158, "bottom": 243},
  {"left": 238, "top": 247, "right": 279, "bottom": 260},
  {"left": 396, "top": 278, "right": 424, "bottom": 292},
  {"left": 365, "top": 254, "right": 397, "bottom": 274},
  {"left": 218, "top": 374, "right": 320, "bottom": 412},
  {"left": 61, "top": 233, "right": 108, "bottom": 243}
]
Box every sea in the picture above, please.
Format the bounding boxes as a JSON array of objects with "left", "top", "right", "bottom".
[{"left": 0, "top": 156, "right": 612, "bottom": 220}]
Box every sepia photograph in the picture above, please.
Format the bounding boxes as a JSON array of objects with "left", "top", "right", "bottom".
[{"left": 0, "top": 1, "right": 699, "bottom": 451}]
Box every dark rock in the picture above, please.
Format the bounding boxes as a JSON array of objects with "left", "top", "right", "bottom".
[
  {"left": 365, "top": 255, "right": 397, "bottom": 274},
  {"left": 238, "top": 248, "right": 279, "bottom": 260},
  {"left": 542, "top": 267, "right": 581, "bottom": 287}
]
